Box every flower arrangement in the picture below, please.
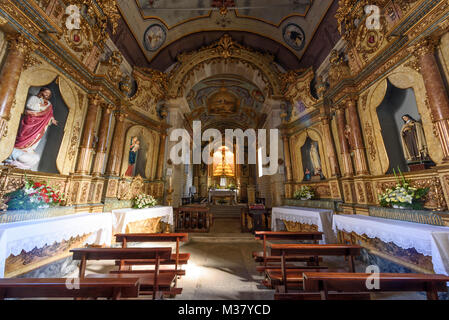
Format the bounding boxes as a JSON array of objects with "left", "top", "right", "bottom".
[
  {"left": 227, "top": 183, "right": 236, "bottom": 191},
  {"left": 378, "top": 169, "right": 429, "bottom": 210},
  {"left": 5, "top": 178, "right": 64, "bottom": 211},
  {"left": 132, "top": 194, "right": 157, "bottom": 209},
  {"left": 294, "top": 186, "right": 315, "bottom": 200}
]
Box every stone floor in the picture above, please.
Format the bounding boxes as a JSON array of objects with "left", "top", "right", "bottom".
[{"left": 65, "top": 217, "right": 438, "bottom": 300}]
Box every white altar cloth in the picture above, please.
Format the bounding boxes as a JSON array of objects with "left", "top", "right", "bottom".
[
  {"left": 332, "top": 214, "right": 449, "bottom": 275},
  {"left": 111, "top": 206, "right": 174, "bottom": 234},
  {"left": 0, "top": 212, "right": 113, "bottom": 278},
  {"left": 271, "top": 206, "right": 336, "bottom": 244}
]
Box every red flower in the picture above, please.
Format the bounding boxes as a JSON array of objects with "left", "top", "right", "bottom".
[{"left": 34, "top": 182, "right": 42, "bottom": 188}]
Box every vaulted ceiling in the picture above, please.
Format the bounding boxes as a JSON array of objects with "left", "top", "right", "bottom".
[{"left": 114, "top": 0, "right": 337, "bottom": 71}]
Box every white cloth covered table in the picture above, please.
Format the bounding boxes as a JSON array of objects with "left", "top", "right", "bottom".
[
  {"left": 271, "top": 206, "right": 336, "bottom": 244},
  {"left": 332, "top": 214, "right": 449, "bottom": 275},
  {"left": 0, "top": 211, "right": 113, "bottom": 278},
  {"left": 111, "top": 206, "right": 173, "bottom": 234}
]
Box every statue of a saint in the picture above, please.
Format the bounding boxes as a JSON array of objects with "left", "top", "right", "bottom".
[
  {"left": 309, "top": 143, "right": 321, "bottom": 176},
  {"left": 125, "top": 137, "right": 140, "bottom": 176},
  {"left": 4, "top": 88, "right": 58, "bottom": 170},
  {"left": 400, "top": 114, "right": 429, "bottom": 162}
]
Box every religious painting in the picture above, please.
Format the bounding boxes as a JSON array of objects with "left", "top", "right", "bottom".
[
  {"left": 283, "top": 23, "right": 306, "bottom": 51},
  {"left": 143, "top": 24, "right": 166, "bottom": 52},
  {"left": 206, "top": 87, "right": 240, "bottom": 115},
  {"left": 376, "top": 81, "right": 433, "bottom": 173},
  {"left": 300, "top": 137, "right": 325, "bottom": 181},
  {"left": 4, "top": 82, "right": 68, "bottom": 173}
]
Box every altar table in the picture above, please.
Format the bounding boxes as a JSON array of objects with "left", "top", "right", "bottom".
[
  {"left": 111, "top": 206, "right": 174, "bottom": 234},
  {"left": 333, "top": 214, "right": 449, "bottom": 275},
  {"left": 271, "top": 206, "right": 336, "bottom": 244},
  {"left": 0, "top": 212, "right": 113, "bottom": 278},
  {"left": 208, "top": 189, "right": 237, "bottom": 204}
]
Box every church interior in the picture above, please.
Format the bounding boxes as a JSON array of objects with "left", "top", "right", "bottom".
[{"left": 0, "top": 0, "right": 449, "bottom": 302}]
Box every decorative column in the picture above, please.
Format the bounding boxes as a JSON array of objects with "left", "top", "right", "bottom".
[
  {"left": 156, "top": 132, "right": 167, "bottom": 180},
  {"left": 0, "top": 34, "right": 29, "bottom": 139},
  {"left": 345, "top": 97, "right": 369, "bottom": 175},
  {"left": 282, "top": 134, "right": 293, "bottom": 181},
  {"left": 105, "top": 111, "right": 127, "bottom": 176},
  {"left": 92, "top": 105, "right": 114, "bottom": 176},
  {"left": 335, "top": 105, "right": 354, "bottom": 177},
  {"left": 414, "top": 37, "right": 449, "bottom": 162},
  {"left": 320, "top": 115, "right": 340, "bottom": 177},
  {"left": 75, "top": 94, "right": 102, "bottom": 174}
]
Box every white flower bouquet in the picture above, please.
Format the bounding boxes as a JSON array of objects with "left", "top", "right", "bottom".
[
  {"left": 293, "top": 186, "right": 315, "bottom": 200},
  {"left": 132, "top": 194, "right": 157, "bottom": 209},
  {"left": 378, "top": 169, "right": 429, "bottom": 209}
]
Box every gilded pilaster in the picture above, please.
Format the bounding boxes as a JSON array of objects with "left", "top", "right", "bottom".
[
  {"left": 345, "top": 97, "right": 369, "bottom": 175},
  {"left": 75, "top": 94, "right": 102, "bottom": 174},
  {"left": 413, "top": 37, "right": 449, "bottom": 162},
  {"left": 0, "top": 34, "right": 30, "bottom": 140},
  {"left": 92, "top": 104, "right": 114, "bottom": 176}
]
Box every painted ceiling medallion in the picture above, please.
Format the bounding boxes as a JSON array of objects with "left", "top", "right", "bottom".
[
  {"left": 283, "top": 23, "right": 306, "bottom": 51},
  {"left": 143, "top": 24, "right": 166, "bottom": 52}
]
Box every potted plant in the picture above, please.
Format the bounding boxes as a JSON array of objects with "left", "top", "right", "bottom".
[
  {"left": 293, "top": 186, "right": 315, "bottom": 200},
  {"left": 378, "top": 168, "right": 429, "bottom": 210},
  {"left": 228, "top": 183, "right": 236, "bottom": 191},
  {"left": 132, "top": 194, "right": 157, "bottom": 209}
]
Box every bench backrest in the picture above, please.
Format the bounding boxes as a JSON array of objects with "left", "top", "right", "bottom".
[
  {"left": 115, "top": 233, "right": 189, "bottom": 243},
  {"left": 71, "top": 247, "right": 173, "bottom": 278},
  {"left": 0, "top": 278, "right": 140, "bottom": 300},
  {"left": 270, "top": 244, "right": 361, "bottom": 257},
  {"left": 303, "top": 272, "right": 449, "bottom": 300},
  {"left": 70, "top": 248, "right": 172, "bottom": 261},
  {"left": 255, "top": 231, "right": 323, "bottom": 241}
]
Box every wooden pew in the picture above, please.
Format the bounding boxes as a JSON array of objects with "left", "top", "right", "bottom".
[
  {"left": 266, "top": 244, "right": 362, "bottom": 292},
  {"left": 70, "top": 247, "right": 176, "bottom": 299},
  {"left": 302, "top": 272, "right": 449, "bottom": 300},
  {"left": 114, "top": 233, "right": 190, "bottom": 279},
  {"left": 0, "top": 278, "right": 140, "bottom": 300},
  {"left": 253, "top": 231, "right": 324, "bottom": 273}
]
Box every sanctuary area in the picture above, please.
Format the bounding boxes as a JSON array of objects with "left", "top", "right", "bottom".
[{"left": 0, "top": 0, "right": 448, "bottom": 301}]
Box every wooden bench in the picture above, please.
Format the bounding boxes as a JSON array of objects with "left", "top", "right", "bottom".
[
  {"left": 302, "top": 272, "right": 449, "bottom": 300},
  {"left": 266, "top": 244, "right": 362, "bottom": 292},
  {"left": 175, "top": 206, "right": 212, "bottom": 233},
  {"left": 70, "top": 247, "right": 176, "bottom": 299},
  {"left": 114, "top": 233, "right": 189, "bottom": 280},
  {"left": 253, "top": 231, "right": 324, "bottom": 273},
  {"left": 0, "top": 278, "right": 140, "bottom": 300}
]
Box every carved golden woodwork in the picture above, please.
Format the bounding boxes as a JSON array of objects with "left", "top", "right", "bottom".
[
  {"left": 167, "top": 34, "right": 282, "bottom": 99},
  {"left": 282, "top": 68, "right": 321, "bottom": 112},
  {"left": 130, "top": 67, "right": 168, "bottom": 117}
]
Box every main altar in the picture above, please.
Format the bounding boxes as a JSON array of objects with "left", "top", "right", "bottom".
[{"left": 208, "top": 189, "right": 237, "bottom": 205}]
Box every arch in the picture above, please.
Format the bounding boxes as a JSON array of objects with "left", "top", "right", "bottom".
[
  {"left": 363, "top": 60, "right": 443, "bottom": 175},
  {"left": 121, "top": 125, "right": 160, "bottom": 179},
  {"left": 290, "top": 127, "right": 330, "bottom": 182},
  {"left": 167, "top": 35, "right": 283, "bottom": 99}
]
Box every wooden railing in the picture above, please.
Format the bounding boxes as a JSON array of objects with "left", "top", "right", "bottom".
[{"left": 174, "top": 206, "right": 212, "bottom": 233}]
